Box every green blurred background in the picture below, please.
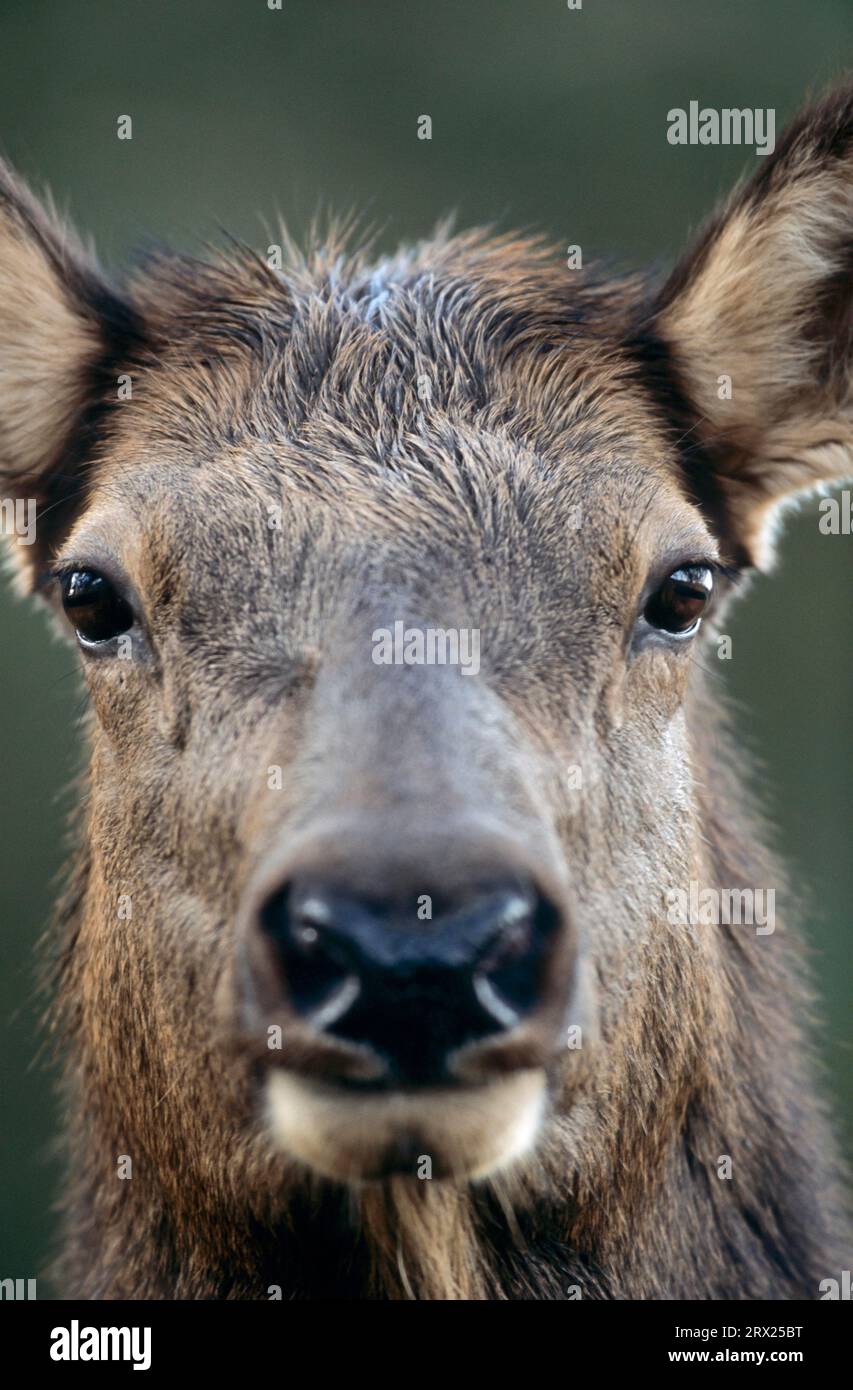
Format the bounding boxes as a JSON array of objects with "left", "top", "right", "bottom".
[{"left": 0, "top": 0, "right": 850, "bottom": 1285}]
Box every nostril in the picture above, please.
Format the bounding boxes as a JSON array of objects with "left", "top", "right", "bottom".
[
  {"left": 260, "top": 886, "right": 359, "bottom": 1024},
  {"left": 474, "top": 892, "right": 561, "bottom": 1026},
  {"left": 254, "top": 871, "right": 569, "bottom": 1084}
]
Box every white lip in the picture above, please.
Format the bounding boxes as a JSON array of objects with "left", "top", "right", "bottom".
[{"left": 265, "top": 1069, "right": 546, "bottom": 1184}]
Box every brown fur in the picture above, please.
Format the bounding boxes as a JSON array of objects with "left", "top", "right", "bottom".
[{"left": 2, "top": 85, "right": 852, "bottom": 1300}]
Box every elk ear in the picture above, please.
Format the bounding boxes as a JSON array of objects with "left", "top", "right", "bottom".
[
  {"left": 647, "top": 85, "right": 853, "bottom": 567},
  {"left": 0, "top": 158, "right": 136, "bottom": 589}
]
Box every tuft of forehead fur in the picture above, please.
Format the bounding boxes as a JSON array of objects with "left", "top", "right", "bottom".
[
  {"left": 82, "top": 231, "right": 695, "bottom": 693},
  {"left": 119, "top": 227, "right": 664, "bottom": 470}
]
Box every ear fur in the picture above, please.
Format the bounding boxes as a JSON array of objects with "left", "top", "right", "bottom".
[
  {"left": 0, "top": 158, "right": 137, "bottom": 586},
  {"left": 646, "top": 84, "right": 853, "bottom": 566}
]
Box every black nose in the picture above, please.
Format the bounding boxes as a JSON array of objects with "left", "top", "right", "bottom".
[{"left": 258, "top": 876, "right": 561, "bottom": 1085}]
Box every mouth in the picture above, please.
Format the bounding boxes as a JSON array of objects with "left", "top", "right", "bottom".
[{"left": 265, "top": 1068, "right": 547, "bottom": 1183}]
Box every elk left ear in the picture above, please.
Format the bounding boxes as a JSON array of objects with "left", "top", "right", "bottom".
[
  {"left": 0, "top": 158, "right": 137, "bottom": 588},
  {"left": 646, "top": 84, "right": 853, "bottom": 567}
]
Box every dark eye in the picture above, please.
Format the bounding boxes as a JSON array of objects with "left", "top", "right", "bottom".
[
  {"left": 644, "top": 565, "right": 714, "bottom": 636},
  {"left": 59, "top": 569, "right": 135, "bottom": 644}
]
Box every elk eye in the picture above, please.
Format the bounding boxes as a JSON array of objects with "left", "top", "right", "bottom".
[
  {"left": 644, "top": 565, "right": 714, "bottom": 636},
  {"left": 59, "top": 569, "right": 135, "bottom": 644}
]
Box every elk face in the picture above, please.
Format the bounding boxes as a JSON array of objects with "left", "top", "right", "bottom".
[
  {"left": 2, "top": 84, "right": 852, "bottom": 1193},
  {"left": 44, "top": 416, "right": 722, "bottom": 1186}
]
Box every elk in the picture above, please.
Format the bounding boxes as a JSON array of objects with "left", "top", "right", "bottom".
[{"left": 1, "top": 86, "right": 851, "bottom": 1301}]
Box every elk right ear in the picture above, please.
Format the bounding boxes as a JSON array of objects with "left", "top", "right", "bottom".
[
  {"left": 0, "top": 158, "right": 137, "bottom": 589},
  {"left": 644, "top": 84, "right": 853, "bottom": 568}
]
